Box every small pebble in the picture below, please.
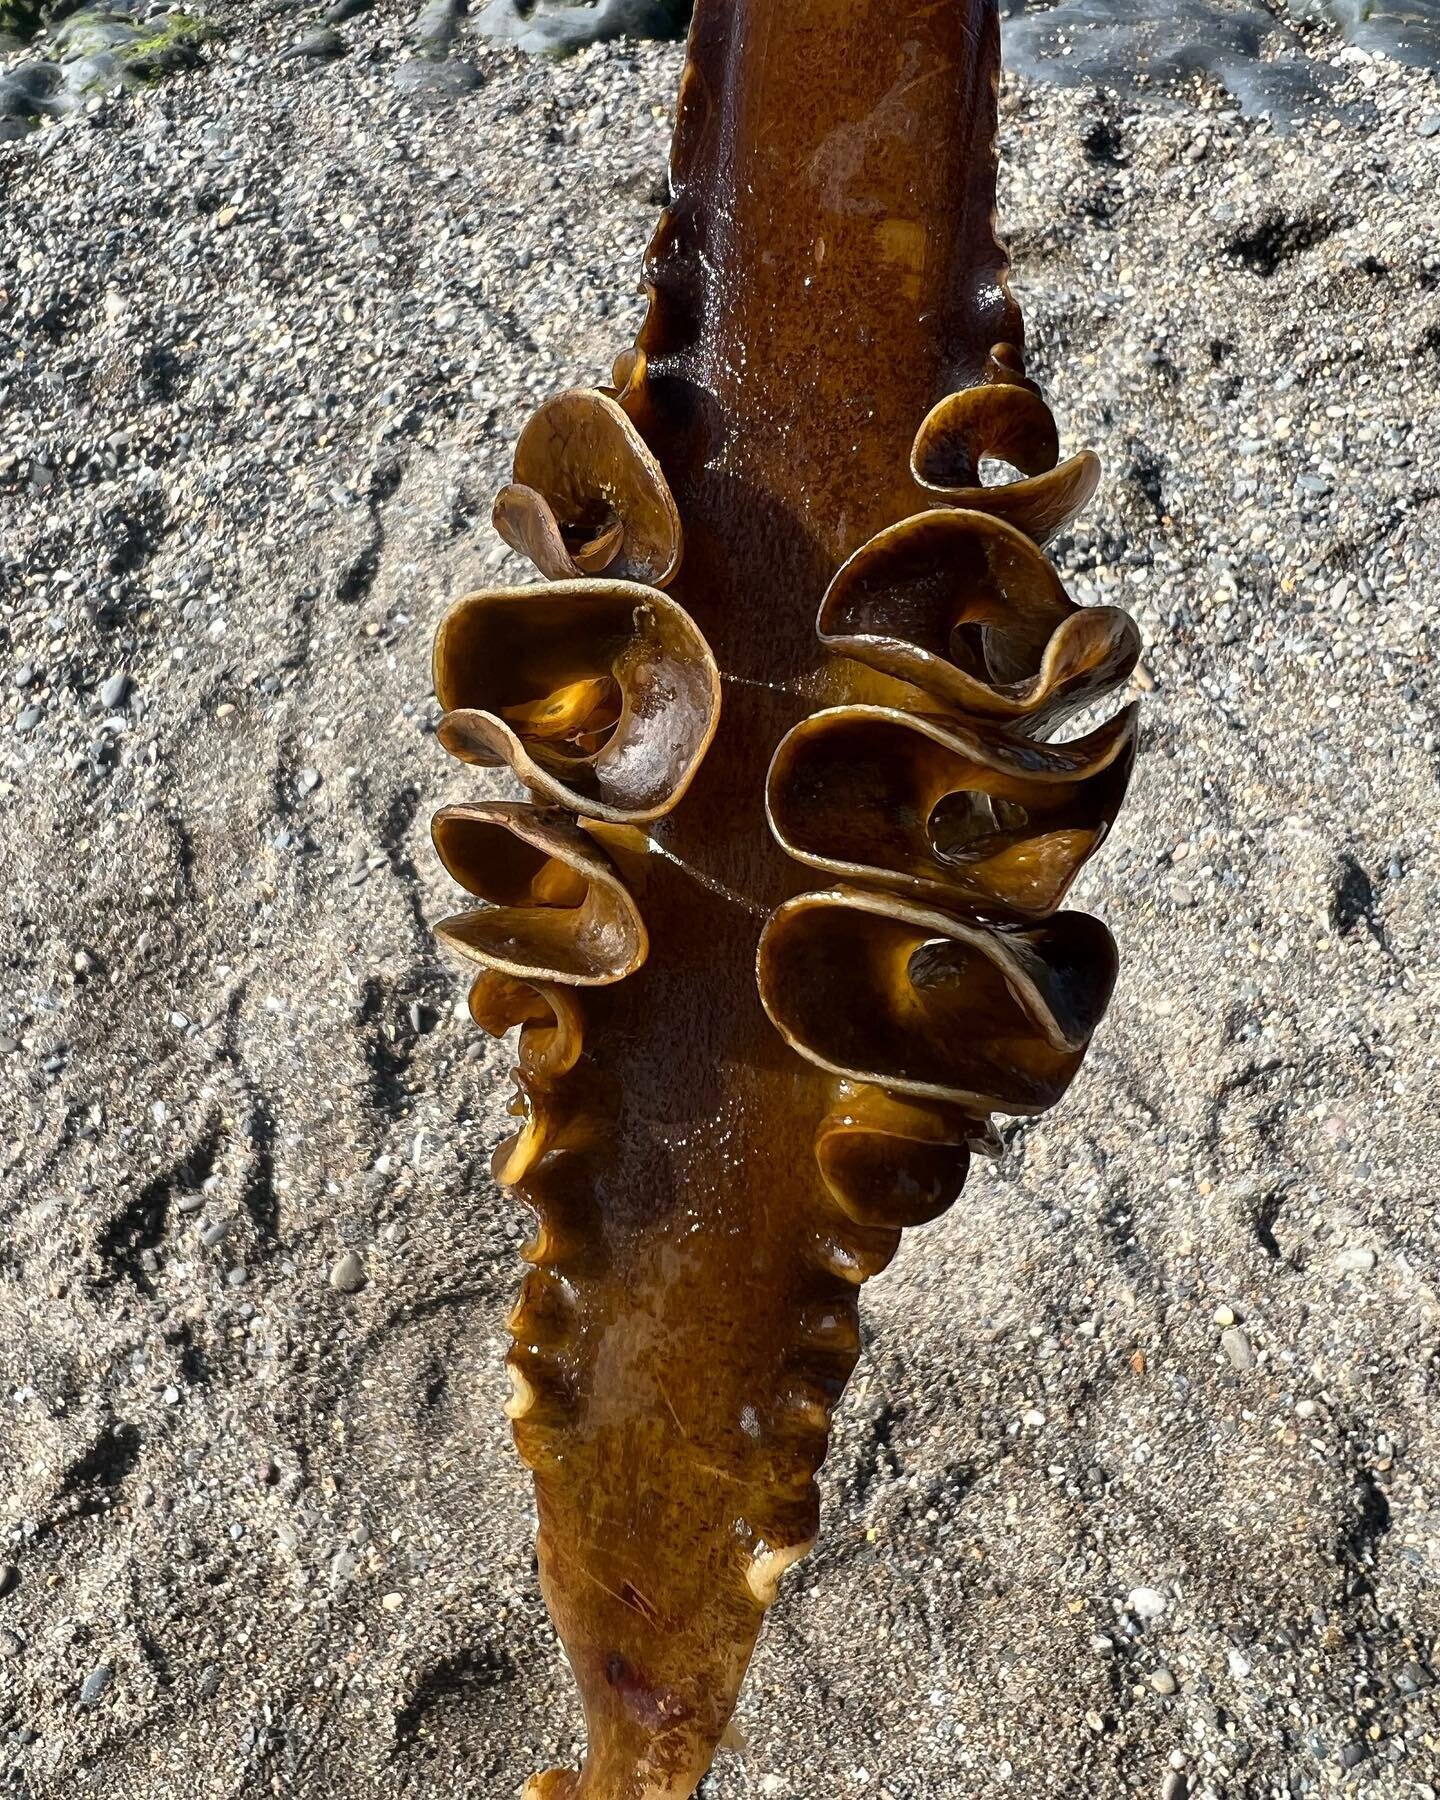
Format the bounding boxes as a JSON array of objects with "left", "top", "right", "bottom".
[
  {"left": 200, "top": 1217, "right": 233, "bottom": 1249},
  {"left": 330, "top": 1249, "right": 366, "bottom": 1293},
  {"left": 1338, "top": 1246, "right": 1376, "bottom": 1273},
  {"left": 1161, "top": 1775, "right": 1189, "bottom": 1800},
  {"left": 1420, "top": 112, "right": 1440, "bottom": 137},
  {"left": 1212, "top": 1303, "right": 1236, "bottom": 1327},
  {"left": 78, "top": 1663, "right": 113, "bottom": 1707},
  {"left": 1128, "top": 1586, "right": 1167, "bottom": 1620},
  {"left": 0, "top": 1627, "right": 23, "bottom": 1660},
  {"left": 1151, "top": 1668, "right": 1177, "bottom": 1695},
  {"left": 0, "top": 1564, "right": 16, "bottom": 1597},
  {"left": 1221, "top": 1325, "right": 1255, "bottom": 1371},
  {"left": 99, "top": 673, "right": 131, "bottom": 709}
]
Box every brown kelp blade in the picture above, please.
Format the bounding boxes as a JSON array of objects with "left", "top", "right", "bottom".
[{"left": 428, "top": 0, "right": 1140, "bottom": 1794}]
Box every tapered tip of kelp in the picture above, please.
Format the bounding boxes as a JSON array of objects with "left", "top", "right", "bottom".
[
  {"left": 433, "top": 578, "right": 721, "bottom": 823},
  {"left": 493, "top": 387, "right": 682, "bottom": 587}
]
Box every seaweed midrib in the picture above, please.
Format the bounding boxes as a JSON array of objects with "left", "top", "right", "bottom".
[{"left": 555, "top": 0, "right": 1021, "bottom": 1233}]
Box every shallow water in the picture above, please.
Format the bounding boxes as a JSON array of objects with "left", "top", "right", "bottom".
[
  {"left": 475, "top": 0, "right": 1440, "bottom": 120},
  {"left": 475, "top": 0, "right": 691, "bottom": 54},
  {"left": 1004, "top": 0, "right": 1440, "bottom": 118}
]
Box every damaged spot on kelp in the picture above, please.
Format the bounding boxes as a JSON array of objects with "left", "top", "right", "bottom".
[{"left": 603, "top": 1650, "right": 694, "bottom": 1731}]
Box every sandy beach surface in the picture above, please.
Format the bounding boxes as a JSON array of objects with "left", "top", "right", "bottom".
[{"left": 2, "top": 4, "right": 1439, "bottom": 1795}]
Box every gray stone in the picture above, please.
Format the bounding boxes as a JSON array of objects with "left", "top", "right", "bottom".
[
  {"left": 475, "top": 0, "right": 691, "bottom": 53},
  {"left": 289, "top": 25, "right": 346, "bottom": 59},
  {"left": 78, "top": 1663, "right": 113, "bottom": 1707},
  {"left": 1222, "top": 1326, "right": 1256, "bottom": 1371},
  {"left": 329, "top": 1249, "right": 365, "bottom": 1293},
  {"left": 414, "top": 0, "right": 463, "bottom": 56},
  {"left": 391, "top": 56, "right": 481, "bottom": 97},
  {"left": 1128, "top": 1586, "right": 1167, "bottom": 1620}
]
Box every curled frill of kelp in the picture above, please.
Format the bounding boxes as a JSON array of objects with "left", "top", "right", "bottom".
[
  {"left": 434, "top": 576, "right": 719, "bottom": 822},
  {"left": 432, "top": 416, "right": 719, "bottom": 1471},
  {"left": 909, "top": 343, "right": 1104, "bottom": 547},
  {"left": 759, "top": 345, "right": 1138, "bottom": 1303},
  {"left": 492, "top": 387, "right": 682, "bottom": 587}
]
